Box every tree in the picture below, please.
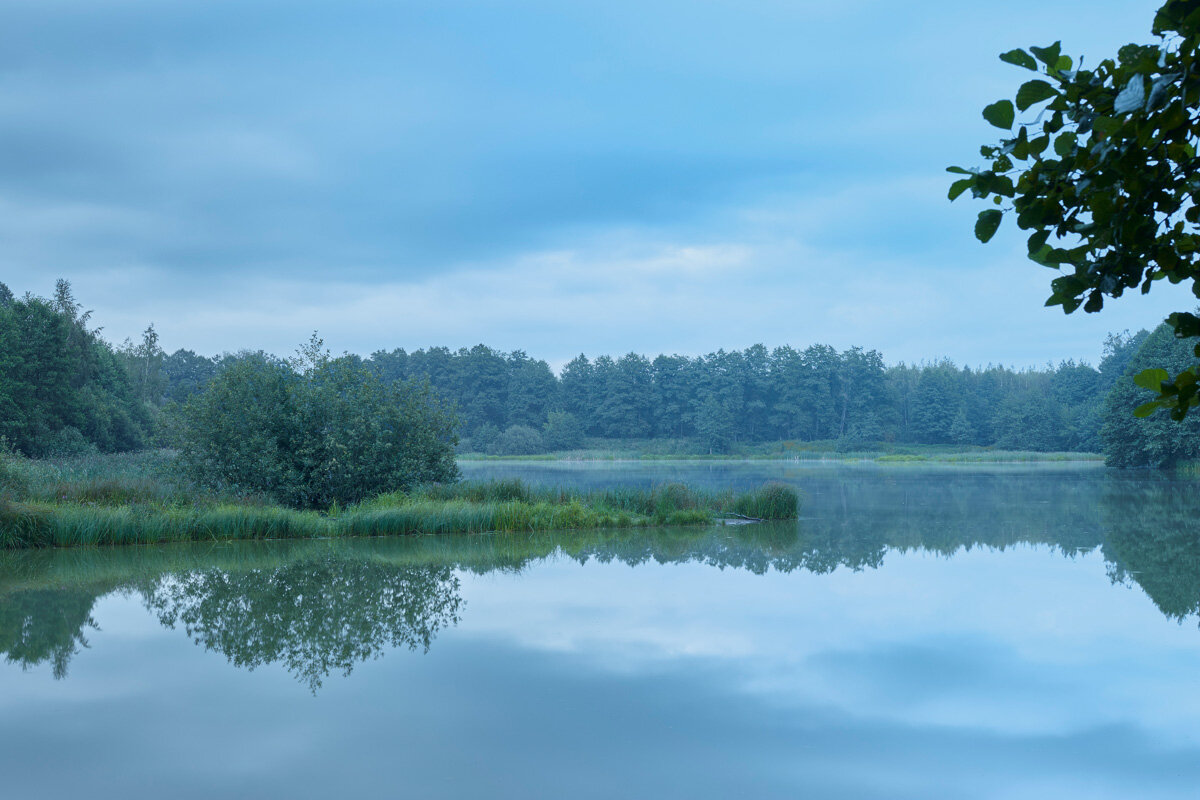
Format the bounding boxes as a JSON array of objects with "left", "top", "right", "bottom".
[
  {"left": 909, "top": 360, "right": 963, "bottom": 444},
  {"left": 178, "top": 336, "right": 459, "bottom": 508},
  {"left": 993, "top": 384, "right": 1063, "bottom": 451},
  {"left": 161, "top": 349, "right": 220, "bottom": 403},
  {"left": 505, "top": 351, "right": 558, "bottom": 428},
  {"left": 948, "top": 407, "right": 976, "bottom": 445},
  {"left": 0, "top": 282, "right": 148, "bottom": 455},
  {"left": 454, "top": 344, "right": 509, "bottom": 436},
  {"left": 651, "top": 354, "right": 694, "bottom": 438},
  {"left": 593, "top": 353, "right": 654, "bottom": 438},
  {"left": 1101, "top": 322, "right": 1200, "bottom": 466},
  {"left": 542, "top": 411, "right": 585, "bottom": 451},
  {"left": 559, "top": 354, "right": 596, "bottom": 430},
  {"left": 951, "top": 0, "right": 1200, "bottom": 417},
  {"left": 121, "top": 323, "right": 166, "bottom": 405},
  {"left": 694, "top": 393, "right": 734, "bottom": 454}
]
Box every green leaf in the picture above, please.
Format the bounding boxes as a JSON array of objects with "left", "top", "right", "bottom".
[
  {"left": 1168, "top": 312, "right": 1200, "bottom": 338},
  {"left": 1030, "top": 42, "right": 1062, "bottom": 67},
  {"left": 982, "top": 100, "right": 1015, "bottom": 129},
  {"left": 975, "top": 209, "right": 1003, "bottom": 243},
  {"left": 1027, "top": 229, "right": 1050, "bottom": 255},
  {"left": 1133, "top": 368, "right": 1170, "bottom": 391},
  {"left": 1053, "top": 131, "right": 1077, "bottom": 156},
  {"left": 1133, "top": 401, "right": 1161, "bottom": 418},
  {"left": 946, "top": 166, "right": 973, "bottom": 175},
  {"left": 999, "top": 49, "right": 1038, "bottom": 71},
  {"left": 948, "top": 178, "right": 973, "bottom": 201},
  {"left": 1030, "top": 243, "right": 1055, "bottom": 266},
  {"left": 1016, "top": 80, "right": 1057, "bottom": 111},
  {"left": 1093, "top": 116, "right": 1121, "bottom": 137}
]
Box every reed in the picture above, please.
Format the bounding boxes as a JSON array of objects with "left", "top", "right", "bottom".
[
  {"left": 0, "top": 463, "right": 801, "bottom": 549},
  {"left": 728, "top": 481, "right": 800, "bottom": 520}
]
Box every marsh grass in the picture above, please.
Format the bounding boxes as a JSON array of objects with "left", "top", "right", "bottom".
[
  {"left": 729, "top": 482, "right": 800, "bottom": 520},
  {"left": 0, "top": 453, "right": 800, "bottom": 549}
]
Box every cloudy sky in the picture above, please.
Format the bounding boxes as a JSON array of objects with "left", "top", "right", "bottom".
[{"left": 0, "top": 0, "right": 1188, "bottom": 368}]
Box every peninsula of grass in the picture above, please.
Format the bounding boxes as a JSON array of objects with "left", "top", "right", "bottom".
[{"left": 0, "top": 452, "right": 799, "bottom": 550}]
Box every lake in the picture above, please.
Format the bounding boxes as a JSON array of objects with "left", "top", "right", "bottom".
[{"left": 3, "top": 461, "right": 1200, "bottom": 799}]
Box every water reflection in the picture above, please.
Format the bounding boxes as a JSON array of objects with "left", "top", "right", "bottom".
[
  {"left": 137, "top": 557, "right": 462, "bottom": 692},
  {"left": 0, "top": 588, "right": 98, "bottom": 679},
  {"left": 3, "top": 467, "right": 1199, "bottom": 691},
  {"left": 1102, "top": 479, "right": 1200, "bottom": 621}
]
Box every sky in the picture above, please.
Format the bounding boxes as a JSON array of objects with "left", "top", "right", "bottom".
[{"left": 0, "top": 0, "right": 1189, "bottom": 369}]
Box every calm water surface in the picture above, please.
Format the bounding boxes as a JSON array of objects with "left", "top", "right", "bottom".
[{"left": 3, "top": 462, "right": 1200, "bottom": 799}]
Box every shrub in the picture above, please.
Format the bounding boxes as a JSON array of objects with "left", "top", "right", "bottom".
[
  {"left": 177, "top": 340, "right": 460, "bottom": 508},
  {"left": 487, "top": 425, "right": 545, "bottom": 456},
  {"left": 34, "top": 427, "right": 99, "bottom": 459}
]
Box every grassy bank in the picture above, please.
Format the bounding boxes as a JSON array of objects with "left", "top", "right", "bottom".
[{"left": 0, "top": 452, "right": 799, "bottom": 549}]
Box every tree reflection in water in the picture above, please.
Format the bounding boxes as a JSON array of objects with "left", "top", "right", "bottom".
[
  {"left": 137, "top": 557, "right": 462, "bottom": 692},
  {"left": 0, "top": 588, "right": 99, "bottom": 679}
]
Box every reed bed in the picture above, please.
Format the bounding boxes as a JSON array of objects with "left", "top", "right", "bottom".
[{"left": 0, "top": 454, "right": 801, "bottom": 549}]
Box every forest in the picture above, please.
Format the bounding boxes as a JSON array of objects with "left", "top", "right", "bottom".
[{"left": 1, "top": 280, "right": 1196, "bottom": 466}]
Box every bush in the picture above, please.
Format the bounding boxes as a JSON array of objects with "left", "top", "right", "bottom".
[
  {"left": 177, "top": 341, "right": 460, "bottom": 508},
  {"left": 33, "top": 427, "right": 99, "bottom": 459},
  {"left": 487, "top": 425, "right": 545, "bottom": 456}
]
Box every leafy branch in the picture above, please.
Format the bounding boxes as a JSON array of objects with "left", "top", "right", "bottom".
[{"left": 950, "top": 0, "right": 1200, "bottom": 419}]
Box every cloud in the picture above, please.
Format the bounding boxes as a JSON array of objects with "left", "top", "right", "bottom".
[{"left": 0, "top": 0, "right": 1177, "bottom": 363}]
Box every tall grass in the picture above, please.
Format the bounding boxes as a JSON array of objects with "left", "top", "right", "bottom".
[
  {"left": 728, "top": 482, "right": 799, "bottom": 520},
  {"left": 0, "top": 454, "right": 801, "bottom": 549}
]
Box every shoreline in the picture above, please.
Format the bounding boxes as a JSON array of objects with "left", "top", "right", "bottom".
[{"left": 0, "top": 476, "right": 799, "bottom": 551}]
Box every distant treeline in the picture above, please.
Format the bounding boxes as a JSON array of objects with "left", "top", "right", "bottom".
[
  {"left": 2, "top": 279, "right": 1197, "bottom": 464},
  {"left": 363, "top": 343, "right": 1138, "bottom": 454},
  {"left": 146, "top": 332, "right": 1151, "bottom": 456}
]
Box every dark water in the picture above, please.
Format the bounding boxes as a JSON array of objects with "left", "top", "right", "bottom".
[{"left": 3, "top": 462, "right": 1200, "bottom": 799}]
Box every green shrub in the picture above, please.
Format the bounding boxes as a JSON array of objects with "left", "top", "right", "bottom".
[
  {"left": 35, "top": 427, "right": 99, "bottom": 459},
  {"left": 177, "top": 341, "right": 459, "bottom": 509},
  {"left": 487, "top": 425, "right": 545, "bottom": 456}
]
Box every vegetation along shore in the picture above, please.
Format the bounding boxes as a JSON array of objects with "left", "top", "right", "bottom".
[{"left": 0, "top": 451, "right": 799, "bottom": 550}]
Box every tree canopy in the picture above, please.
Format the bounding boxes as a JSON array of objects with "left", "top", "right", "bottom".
[{"left": 950, "top": 0, "right": 1200, "bottom": 418}]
